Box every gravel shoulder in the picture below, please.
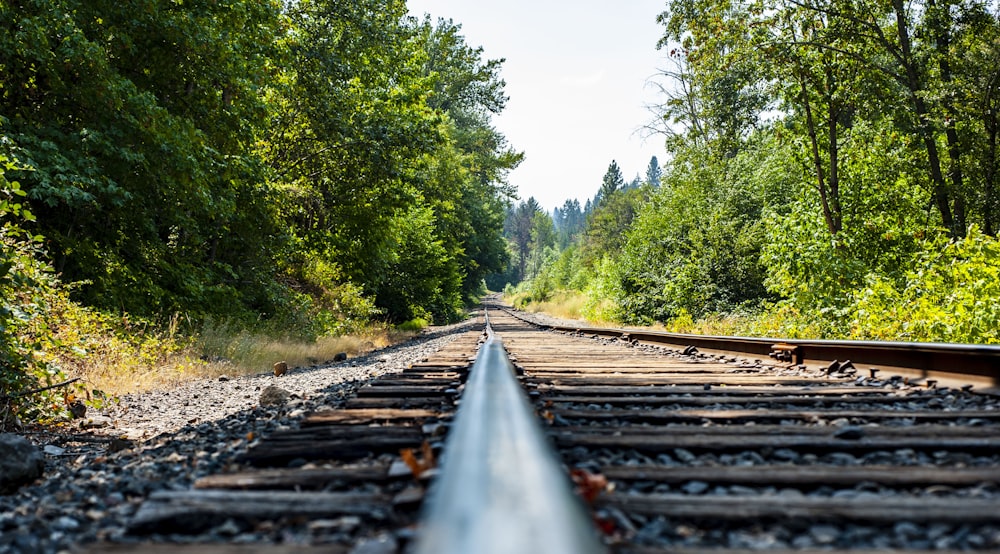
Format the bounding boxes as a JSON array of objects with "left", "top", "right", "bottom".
[{"left": 0, "top": 317, "right": 481, "bottom": 554}]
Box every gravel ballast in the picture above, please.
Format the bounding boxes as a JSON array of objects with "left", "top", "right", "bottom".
[{"left": 0, "top": 320, "right": 478, "bottom": 554}]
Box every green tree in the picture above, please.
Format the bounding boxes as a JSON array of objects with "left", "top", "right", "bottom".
[
  {"left": 505, "top": 198, "right": 543, "bottom": 282},
  {"left": 645, "top": 156, "right": 663, "bottom": 187},
  {"left": 597, "top": 160, "right": 625, "bottom": 206},
  {"left": 1, "top": 0, "right": 285, "bottom": 317},
  {"left": 615, "top": 136, "right": 790, "bottom": 323},
  {"left": 414, "top": 17, "right": 522, "bottom": 304},
  {"left": 0, "top": 147, "right": 70, "bottom": 424},
  {"left": 555, "top": 198, "right": 584, "bottom": 248}
]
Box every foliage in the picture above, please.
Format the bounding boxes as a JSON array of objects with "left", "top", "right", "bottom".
[
  {"left": 596, "top": 160, "right": 625, "bottom": 206},
  {"left": 846, "top": 227, "right": 1000, "bottom": 343},
  {"left": 506, "top": 0, "right": 1000, "bottom": 347},
  {"left": 761, "top": 119, "right": 932, "bottom": 316},
  {"left": 0, "top": 148, "right": 74, "bottom": 425},
  {"left": 2, "top": 0, "right": 286, "bottom": 319},
  {"left": 0, "top": 0, "right": 521, "bottom": 421},
  {"left": 608, "top": 135, "right": 789, "bottom": 324}
]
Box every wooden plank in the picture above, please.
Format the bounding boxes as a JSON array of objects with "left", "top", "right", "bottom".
[
  {"left": 528, "top": 374, "right": 835, "bottom": 386},
  {"left": 599, "top": 492, "right": 1000, "bottom": 522},
  {"left": 408, "top": 362, "right": 469, "bottom": 369},
  {"left": 242, "top": 439, "right": 418, "bottom": 465},
  {"left": 303, "top": 408, "right": 442, "bottom": 425},
  {"left": 259, "top": 425, "right": 422, "bottom": 442},
  {"left": 555, "top": 424, "right": 1000, "bottom": 438},
  {"left": 129, "top": 490, "right": 390, "bottom": 534},
  {"left": 345, "top": 397, "right": 446, "bottom": 409},
  {"left": 551, "top": 407, "right": 1000, "bottom": 423},
  {"left": 194, "top": 465, "right": 394, "bottom": 490},
  {"left": 242, "top": 437, "right": 421, "bottom": 466},
  {"left": 398, "top": 368, "right": 463, "bottom": 375},
  {"left": 538, "top": 395, "right": 921, "bottom": 407},
  {"left": 601, "top": 464, "right": 1000, "bottom": 487},
  {"left": 355, "top": 386, "right": 454, "bottom": 397},
  {"left": 87, "top": 545, "right": 347, "bottom": 554},
  {"left": 614, "top": 545, "right": 968, "bottom": 554},
  {"left": 552, "top": 431, "right": 1000, "bottom": 453},
  {"left": 367, "top": 378, "right": 460, "bottom": 386},
  {"left": 523, "top": 366, "right": 751, "bottom": 374},
  {"left": 532, "top": 385, "right": 892, "bottom": 396}
]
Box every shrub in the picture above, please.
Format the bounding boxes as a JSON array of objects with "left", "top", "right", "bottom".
[
  {"left": 846, "top": 227, "right": 1000, "bottom": 343},
  {"left": 0, "top": 149, "right": 79, "bottom": 427}
]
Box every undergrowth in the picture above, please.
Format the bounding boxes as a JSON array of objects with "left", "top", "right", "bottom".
[{"left": 508, "top": 227, "right": 1000, "bottom": 345}]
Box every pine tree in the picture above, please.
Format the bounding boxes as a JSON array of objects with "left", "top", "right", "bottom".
[
  {"left": 597, "top": 160, "right": 625, "bottom": 206},
  {"left": 645, "top": 156, "right": 662, "bottom": 187}
]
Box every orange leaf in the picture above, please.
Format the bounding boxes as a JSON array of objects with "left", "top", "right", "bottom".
[
  {"left": 570, "top": 468, "right": 608, "bottom": 505},
  {"left": 400, "top": 440, "right": 437, "bottom": 478}
]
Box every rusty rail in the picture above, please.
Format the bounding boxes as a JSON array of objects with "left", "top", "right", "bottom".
[{"left": 500, "top": 308, "right": 1000, "bottom": 388}]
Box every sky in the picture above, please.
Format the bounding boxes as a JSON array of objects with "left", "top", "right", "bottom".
[{"left": 406, "top": 0, "right": 670, "bottom": 211}]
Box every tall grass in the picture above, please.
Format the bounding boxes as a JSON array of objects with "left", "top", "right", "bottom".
[
  {"left": 44, "top": 301, "right": 417, "bottom": 399},
  {"left": 197, "top": 320, "right": 416, "bottom": 376}
]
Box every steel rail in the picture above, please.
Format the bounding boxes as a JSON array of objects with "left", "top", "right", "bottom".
[
  {"left": 414, "top": 310, "right": 604, "bottom": 554},
  {"left": 498, "top": 307, "right": 1000, "bottom": 388}
]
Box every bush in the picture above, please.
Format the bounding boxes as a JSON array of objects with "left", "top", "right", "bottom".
[
  {"left": 0, "top": 149, "right": 79, "bottom": 427},
  {"left": 845, "top": 227, "right": 1000, "bottom": 343}
]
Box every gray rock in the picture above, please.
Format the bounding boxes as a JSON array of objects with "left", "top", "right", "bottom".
[
  {"left": 259, "top": 385, "right": 291, "bottom": 407},
  {"left": 350, "top": 533, "right": 397, "bottom": 554},
  {"left": 54, "top": 516, "right": 80, "bottom": 531},
  {"left": 772, "top": 448, "right": 799, "bottom": 462},
  {"left": 674, "top": 448, "right": 697, "bottom": 463},
  {"left": 810, "top": 524, "right": 840, "bottom": 544},
  {"left": 833, "top": 426, "right": 865, "bottom": 440},
  {"left": 894, "top": 521, "right": 922, "bottom": 541},
  {"left": 79, "top": 415, "right": 113, "bottom": 429},
  {"left": 682, "top": 480, "right": 709, "bottom": 494},
  {"left": 0, "top": 433, "right": 44, "bottom": 493}
]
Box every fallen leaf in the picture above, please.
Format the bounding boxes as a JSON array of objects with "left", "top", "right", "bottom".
[
  {"left": 400, "top": 440, "right": 436, "bottom": 478},
  {"left": 570, "top": 468, "right": 609, "bottom": 505}
]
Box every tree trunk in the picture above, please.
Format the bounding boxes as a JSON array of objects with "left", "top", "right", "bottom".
[
  {"left": 928, "top": 0, "right": 967, "bottom": 236},
  {"left": 892, "top": 0, "right": 957, "bottom": 235},
  {"left": 984, "top": 91, "right": 999, "bottom": 236},
  {"left": 799, "top": 77, "right": 838, "bottom": 236}
]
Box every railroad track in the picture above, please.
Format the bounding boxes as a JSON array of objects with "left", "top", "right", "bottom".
[
  {"left": 98, "top": 303, "right": 1000, "bottom": 552},
  {"left": 494, "top": 306, "right": 1000, "bottom": 552}
]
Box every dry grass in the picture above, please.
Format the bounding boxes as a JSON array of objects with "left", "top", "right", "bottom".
[
  {"left": 521, "top": 290, "right": 588, "bottom": 321},
  {"left": 508, "top": 290, "right": 764, "bottom": 336},
  {"left": 508, "top": 290, "right": 618, "bottom": 327},
  {"left": 198, "top": 327, "right": 416, "bottom": 379},
  {"left": 53, "top": 313, "right": 415, "bottom": 399}
]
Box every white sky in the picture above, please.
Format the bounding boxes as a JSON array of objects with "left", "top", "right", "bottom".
[{"left": 406, "top": 0, "right": 669, "bottom": 211}]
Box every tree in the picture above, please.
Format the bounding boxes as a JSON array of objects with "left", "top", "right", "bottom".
[
  {"left": 1, "top": 0, "right": 286, "bottom": 317},
  {"left": 504, "top": 198, "right": 543, "bottom": 282},
  {"left": 645, "top": 156, "right": 663, "bottom": 187},
  {"left": 586, "top": 186, "right": 650, "bottom": 262},
  {"left": 597, "top": 160, "right": 625, "bottom": 206},
  {"left": 555, "top": 198, "right": 584, "bottom": 248},
  {"left": 413, "top": 17, "right": 523, "bottom": 304}
]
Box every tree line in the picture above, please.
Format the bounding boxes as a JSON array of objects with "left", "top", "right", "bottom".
[
  {"left": 1, "top": 0, "right": 519, "bottom": 324},
  {"left": 507, "top": 0, "right": 1000, "bottom": 344},
  {"left": 1, "top": 0, "right": 519, "bottom": 407}
]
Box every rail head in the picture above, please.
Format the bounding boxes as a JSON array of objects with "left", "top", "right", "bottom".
[{"left": 414, "top": 310, "right": 604, "bottom": 554}]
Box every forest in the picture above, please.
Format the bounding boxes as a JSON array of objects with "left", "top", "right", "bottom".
[
  {"left": 505, "top": 0, "right": 1000, "bottom": 344},
  {"left": 1, "top": 0, "right": 519, "bottom": 420},
  {"left": 3, "top": 0, "right": 1000, "bottom": 423}
]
